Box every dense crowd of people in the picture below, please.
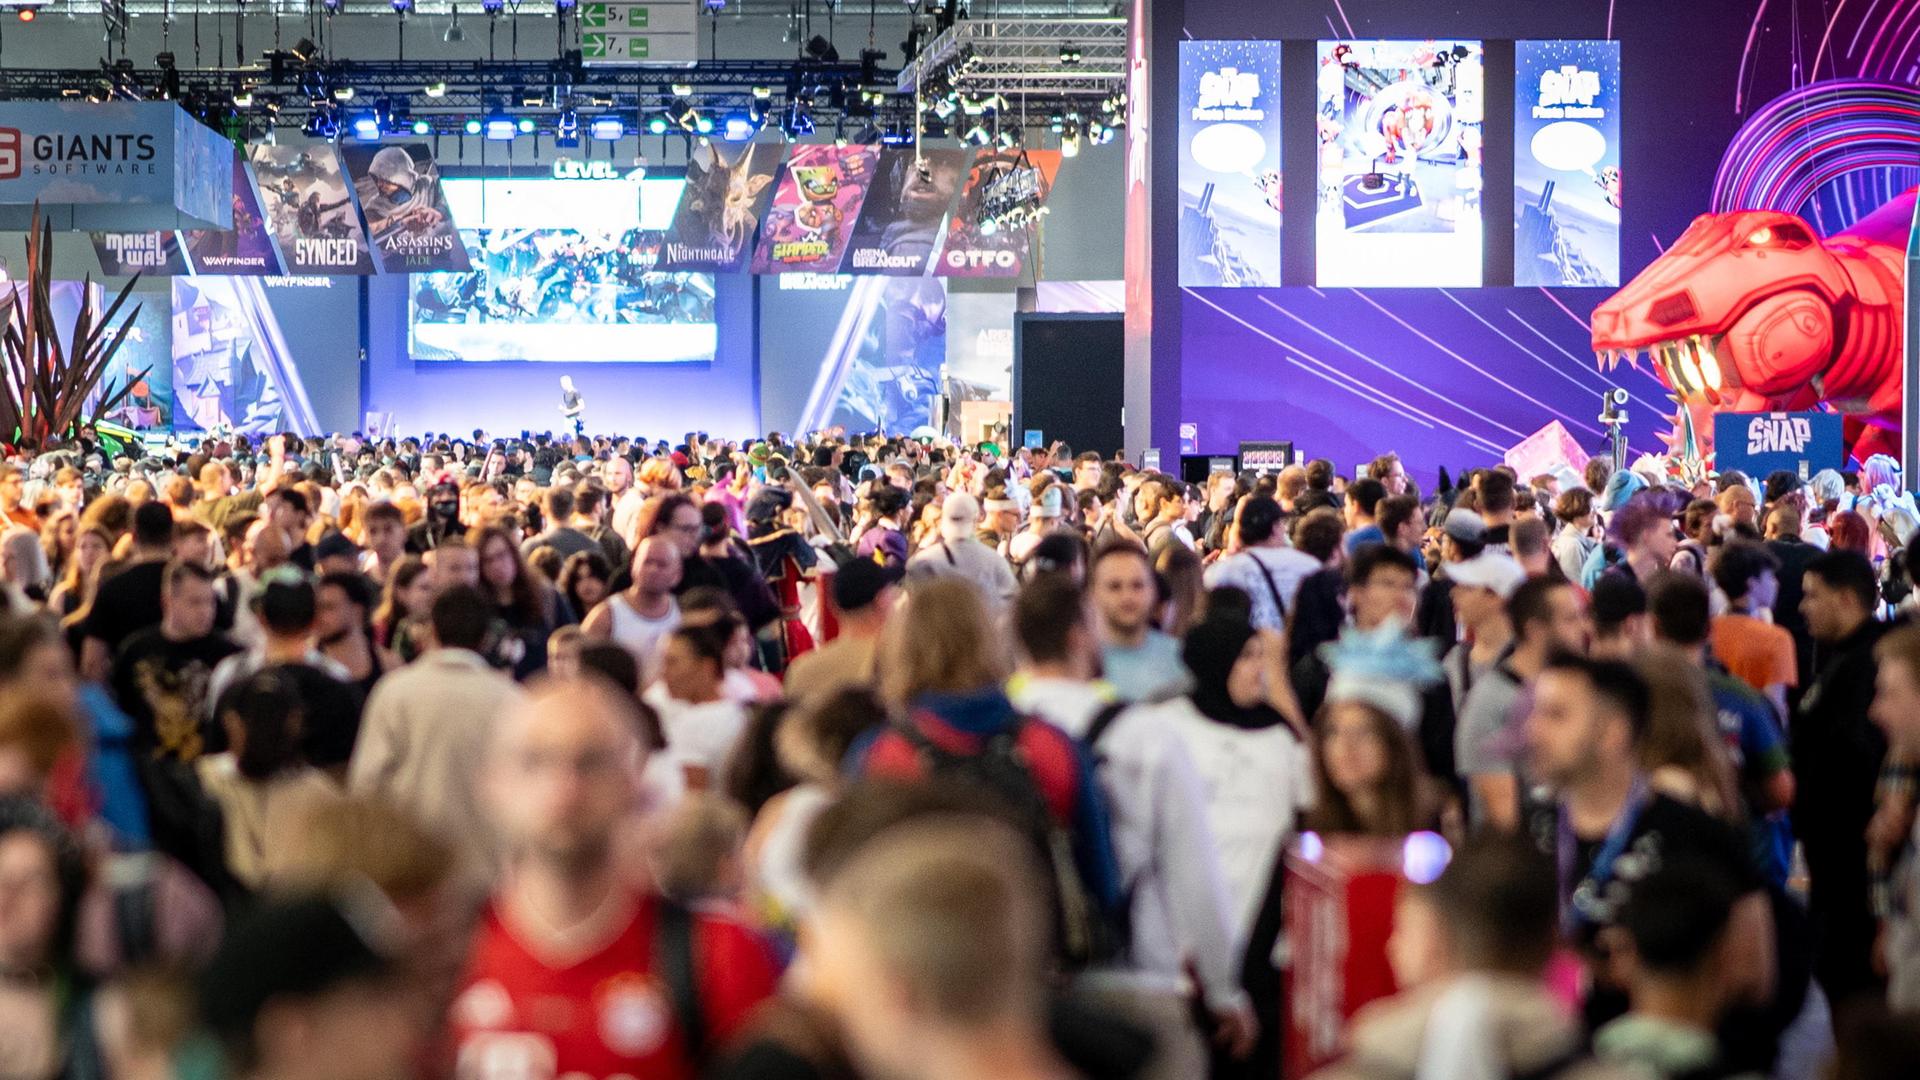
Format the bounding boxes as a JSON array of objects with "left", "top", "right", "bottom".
[{"left": 0, "top": 424, "right": 1919, "bottom": 1080}]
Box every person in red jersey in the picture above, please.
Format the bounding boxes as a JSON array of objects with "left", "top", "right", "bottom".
[{"left": 449, "top": 675, "right": 778, "bottom": 1080}]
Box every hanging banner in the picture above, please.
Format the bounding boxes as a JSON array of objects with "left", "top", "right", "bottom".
[
  {"left": 89, "top": 230, "right": 189, "bottom": 276},
  {"left": 1514, "top": 40, "right": 1621, "bottom": 287},
  {"left": 750, "top": 144, "right": 879, "bottom": 274},
  {"left": 181, "top": 155, "right": 282, "bottom": 276},
  {"left": 251, "top": 142, "right": 377, "bottom": 276},
  {"left": 843, "top": 147, "right": 969, "bottom": 275},
  {"left": 1315, "top": 40, "right": 1484, "bottom": 286},
  {"left": 341, "top": 142, "right": 469, "bottom": 273},
  {"left": 658, "top": 142, "right": 783, "bottom": 272},
  {"left": 0, "top": 102, "right": 233, "bottom": 232},
  {"left": 1713, "top": 411, "right": 1846, "bottom": 478},
  {"left": 937, "top": 149, "right": 1062, "bottom": 279},
  {"left": 1178, "top": 40, "right": 1283, "bottom": 287}
]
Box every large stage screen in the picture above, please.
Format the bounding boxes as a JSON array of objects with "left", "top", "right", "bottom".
[
  {"left": 1315, "top": 40, "right": 1484, "bottom": 286},
  {"left": 408, "top": 176, "right": 718, "bottom": 363}
]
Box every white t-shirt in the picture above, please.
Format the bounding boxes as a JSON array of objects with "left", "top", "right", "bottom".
[
  {"left": 603, "top": 593, "right": 681, "bottom": 683},
  {"left": 642, "top": 684, "right": 747, "bottom": 782}
]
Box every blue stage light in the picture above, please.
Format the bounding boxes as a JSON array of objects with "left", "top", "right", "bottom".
[
  {"left": 485, "top": 117, "right": 517, "bottom": 140},
  {"left": 721, "top": 114, "right": 756, "bottom": 142},
  {"left": 350, "top": 113, "right": 382, "bottom": 140},
  {"left": 589, "top": 116, "right": 625, "bottom": 141}
]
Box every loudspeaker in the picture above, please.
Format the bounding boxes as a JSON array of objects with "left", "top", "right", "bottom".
[{"left": 1014, "top": 313, "right": 1125, "bottom": 459}]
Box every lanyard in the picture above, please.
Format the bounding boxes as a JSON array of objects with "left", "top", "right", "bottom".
[{"left": 1557, "top": 774, "right": 1650, "bottom": 935}]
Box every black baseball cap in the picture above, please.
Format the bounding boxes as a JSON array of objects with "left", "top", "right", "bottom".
[{"left": 833, "top": 558, "right": 903, "bottom": 612}]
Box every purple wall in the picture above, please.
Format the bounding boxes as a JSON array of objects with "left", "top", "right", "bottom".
[
  {"left": 1158, "top": 0, "right": 1920, "bottom": 487},
  {"left": 365, "top": 272, "right": 761, "bottom": 441}
]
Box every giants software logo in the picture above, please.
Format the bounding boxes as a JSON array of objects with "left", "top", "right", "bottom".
[{"left": 0, "top": 130, "right": 20, "bottom": 180}]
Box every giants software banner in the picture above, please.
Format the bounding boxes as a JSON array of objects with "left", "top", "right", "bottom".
[
  {"left": 251, "top": 142, "right": 377, "bottom": 276},
  {"left": 1178, "top": 40, "right": 1283, "bottom": 287},
  {"left": 1514, "top": 40, "right": 1621, "bottom": 287},
  {"left": 0, "top": 102, "right": 233, "bottom": 231},
  {"left": 342, "top": 142, "right": 469, "bottom": 274}
]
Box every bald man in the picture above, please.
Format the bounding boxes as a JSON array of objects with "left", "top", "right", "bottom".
[
  {"left": 581, "top": 536, "right": 682, "bottom": 684},
  {"left": 449, "top": 677, "right": 776, "bottom": 1079}
]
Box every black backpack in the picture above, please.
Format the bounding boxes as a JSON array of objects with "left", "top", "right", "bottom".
[{"left": 896, "top": 717, "right": 1122, "bottom": 969}]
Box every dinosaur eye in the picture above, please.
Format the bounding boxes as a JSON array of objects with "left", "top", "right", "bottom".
[
  {"left": 1747, "top": 227, "right": 1773, "bottom": 245},
  {"left": 1742, "top": 223, "right": 1813, "bottom": 250}
]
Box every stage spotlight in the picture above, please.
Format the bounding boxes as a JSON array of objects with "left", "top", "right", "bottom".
[
  {"left": 805, "top": 35, "right": 838, "bottom": 62},
  {"left": 555, "top": 0, "right": 577, "bottom": 10},
  {"left": 932, "top": 96, "right": 958, "bottom": 120},
  {"left": 350, "top": 112, "right": 382, "bottom": 140},
  {"left": 781, "top": 100, "right": 814, "bottom": 137},
  {"left": 961, "top": 121, "right": 989, "bottom": 145},
  {"left": 1059, "top": 41, "right": 1081, "bottom": 64},
  {"left": 671, "top": 82, "right": 694, "bottom": 97},
  {"left": 464, "top": 117, "right": 484, "bottom": 135},
  {"left": 555, "top": 109, "right": 580, "bottom": 146},
  {"left": 412, "top": 118, "right": 432, "bottom": 135},
  {"left": 233, "top": 88, "right": 255, "bottom": 107},
  {"left": 304, "top": 110, "right": 339, "bottom": 139},
  {"left": 751, "top": 85, "right": 772, "bottom": 101},
  {"left": 694, "top": 114, "right": 714, "bottom": 135},
  {"left": 480, "top": 0, "right": 505, "bottom": 12},
  {"left": 516, "top": 116, "right": 537, "bottom": 134},
  {"left": 444, "top": 7, "right": 466, "bottom": 41},
  {"left": 320, "top": 0, "right": 341, "bottom": 12},
  {"left": 1060, "top": 129, "right": 1080, "bottom": 157},
  {"left": 589, "top": 115, "right": 625, "bottom": 140},
  {"left": 424, "top": 81, "right": 447, "bottom": 97},
  {"left": 391, "top": 0, "right": 412, "bottom": 13},
  {"left": 17, "top": 8, "right": 34, "bottom": 21},
  {"left": 647, "top": 114, "right": 669, "bottom": 135},
  {"left": 332, "top": 86, "right": 356, "bottom": 101},
  {"left": 484, "top": 107, "right": 517, "bottom": 139}
]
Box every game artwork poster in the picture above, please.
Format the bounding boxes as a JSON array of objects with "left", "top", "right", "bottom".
[
  {"left": 659, "top": 142, "right": 783, "bottom": 272},
  {"left": 89, "top": 231, "right": 189, "bottom": 276},
  {"left": 1315, "top": 39, "right": 1484, "bottom": 286},
  {"left": 182, "top": 157, "right": 283, "bottom": 276},
  {"left": 1514, "top": 40, "right": 1621, "bottom": 287},
  {"left": 341, "top": 142, "right": 469, "bottom": 274},
  {"left": 251, "top": 142, "right": 377, "bottom": 276},
  {"left": 843, "top": 147, "right": 969, "bottom": 276},
  {"left": 1178, "top": 40, "right": 1283, "bottom": 287},
  {"left": 750, "top": 144, "right": 880, "bottom": 275},
  {"left": 91, "top": 300, "right": 173, "bottom": 432},
  {"left": 937, "top": 149, "right": 1063, "bottom": 279}
]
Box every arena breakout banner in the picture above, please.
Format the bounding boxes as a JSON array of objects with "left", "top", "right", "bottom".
[
  {"left": 341, "top": 142, "right": 469, "bottom": 274},
  {"left": 1178, "top": 40, "right": 1282, "bottom": 287},
  {"left": 659, "top": 142, "right": 782, "bottom": 272},
  {"left": 843, "top": 147, "right": 969, "bottom": 275},
  {"left": 181, "top": 156, "right": 283, "bottom": 276},
  {"left": 251, "top": 142, "right": 376, "bottom": 276},
  {"left": 937, "top": 149, "right": 1063, "bottom": 279},
  {"left": 1315, "top": 40, "right": 1484, "bottom": 286},
  {"left": 1514, "top": 40, "right": 1621, "bottom": 287},
  {"left": 750, "top": 144, "right": 879, "bottom": 274},
  {"left": 89, "top": 230, "right": 189, "bottom": 275}
]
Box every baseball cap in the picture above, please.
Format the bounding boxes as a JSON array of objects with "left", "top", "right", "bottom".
[
  {"left": 832, "top": 558, "right": 903, "bottom": 612},
  {"left": 941, "top": 492, "right": 981, "bottom": 541},
  {"left": 1442, "top": 507, "right": 1488, "bottom": 545},
  {"left": 1447, "top": 552, "right": 1526, "bottom": 599}
]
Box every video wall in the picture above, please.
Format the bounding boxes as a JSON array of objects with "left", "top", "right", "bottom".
[{"left": 409, "top": 176, "right": 716, "bottom": 364}]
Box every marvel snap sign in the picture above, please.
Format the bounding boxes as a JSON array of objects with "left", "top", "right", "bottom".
[
  {"left": 0, "top": 102, "right": 233, "bottom": 232},
  {"left": 1713, "top": 410, "right": 1846, "bottom": 478}
]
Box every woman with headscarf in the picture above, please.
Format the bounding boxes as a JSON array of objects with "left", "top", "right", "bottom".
[{"left": 1150, "top": 597, "right": 1311, "bottom": 1080}]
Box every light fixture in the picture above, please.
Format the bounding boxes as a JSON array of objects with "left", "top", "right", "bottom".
[
  {"left": 721, "top": 114, "right": 757, "bottom": 142},
  {"left": 443, "top": 6, "right": 465, "bottom": 42},
  {"left": 391, "top": 0, "right": 412, "bottom": 13},
  {"left": 962, "top": 121, "right": 989, "bottom": 145},
  {"left": 464, "top": 117, "right": 484, "bottom": 135},
  {"left": 1061, "top": 131, "right": 1080, "bottom": 157},
  {"left": 17, "top": 8, "right": 34, "bottom": 21},
  {"left": 555, "top": 0, "right": 577, "bottom": 10},
  {"left": 411, "top": 118, "right": 433, "bottom": 135},
  {"left": 671, "top": 82, "right": 694, "bottom": 97},
  {"left": 589, "top": 115, "right": 624, "bottom": 140},
  {"left": 484, "top": 107, "right": 517, "bottom": 140},
  {"left": 423, "top": 81, "right": 447, "bottom": 98},
  {"left": 751, "top": 86, "right": 772, "bottom": 101},
  {"left": 647, "top": 114, "right": 669, "bottom": 135},
  {"left": 233, "top": 88, "right": 255, "bottom": 107},
  {"left": 516, "top": 116, "right": 537, "bottom": 134},
  {"left": 332, "top": 85, "right": 356, "bottom": 101},
  {"left": 350, "top": 112, "right": 382, "bottom": 140},
  {"left": 694, "top": 114, "right": 714, "bottom": 135},
  {"left": 321, "top": 0, "right": 341, "bottom": 12},
  {"left": 1059, "top": 41, "right": 1082, "bottom": 64},
  {"left": 555, "top": 109, "right": 580, "bottom": 146},
  {"left": 480, "top": 0, "right": 505, "bottom": 12},
  {"left": 781, "top": 99, "right": 815, "bottom": 137}
]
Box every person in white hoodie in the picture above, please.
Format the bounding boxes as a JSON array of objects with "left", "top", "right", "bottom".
[
  {"left": 905, "top": 491, "right": 1019, "bottom": 609},
  {"left": 1005, "top": 574, "right": 1255, "bottom": 1078}
]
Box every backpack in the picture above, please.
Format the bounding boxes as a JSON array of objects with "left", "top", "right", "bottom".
[{"left": 894, "top": 714, "right": 1123, "bottom": 969}]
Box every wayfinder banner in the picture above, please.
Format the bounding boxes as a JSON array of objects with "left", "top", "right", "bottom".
[
  {"left": 843, "top": 147, "right": 968, "bottom": 276},
  {"left": 1515, "top": 40, "right": 1621, "bottom": 286},
  {"left": 659, "top": 142, "right": 782, "bottom": 273},
  {"left": 750, "top": 144, "right": 880, "bottom": 275},
  {"left": 1713, "top": 411, "right": 1845, "bottom": 478},
  {"left": 1178, "top": 40, "right": 1283, "bottom": 287},
  {"left": 251, "top": 142, "right": 376, "bottom": 276},
  {"left": 182, "top": 156, "right": 282, "bottom": 276},
  {"left": 342, "top": 142, "right": 469, "bottom": 274}
]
